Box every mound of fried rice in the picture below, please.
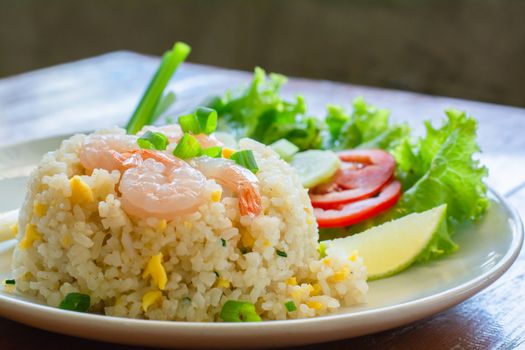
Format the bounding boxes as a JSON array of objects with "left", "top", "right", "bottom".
[{"left": 12, "top": 127, "right": 367, "bottom": 321}]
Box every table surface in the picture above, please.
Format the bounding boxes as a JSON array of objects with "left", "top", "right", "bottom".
[{"left": 1, "top": 52, "right": 525, "bottom": 350}]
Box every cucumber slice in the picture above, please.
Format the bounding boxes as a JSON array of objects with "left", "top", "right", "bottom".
[
  {"left": 270, "top": 139, "right": 299, "bottom": 161},
  {"left": 323, "top": 204, "right": 447, "bottom": 280},
  {"left": 290, "top": 150, "right": 340, "bottom": 188}
]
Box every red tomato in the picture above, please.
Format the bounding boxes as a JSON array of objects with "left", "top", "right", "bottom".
[
  {"left": 310, "top": 149, "right": 395, "bottom": 209},
  {"left": 314, "top": 180, "right": 401, "bottom": 228}
]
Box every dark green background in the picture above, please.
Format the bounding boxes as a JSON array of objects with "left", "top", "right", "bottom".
[{"left": 1, "top": 0, "right": 524, "bottom": 106}]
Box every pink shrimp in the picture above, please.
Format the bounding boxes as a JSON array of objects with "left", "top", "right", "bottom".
[
  {"left": 79, "top": 133, "right": 139, "bottom": 172},
  {"left": 190, "top": 157, "right": 262, "bottom": 217},
  {"left": 117, "top": 150, "right": 208, "bottom": 219}
]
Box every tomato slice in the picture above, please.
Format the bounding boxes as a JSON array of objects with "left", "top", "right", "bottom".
[
  {"left": 310, "top": 149, "right": 395, "bottom": 209},
  {"left": 314, "top": 180, "right": 401, "bottom": 228}
]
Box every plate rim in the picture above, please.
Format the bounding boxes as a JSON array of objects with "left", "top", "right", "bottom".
[{"left": 0, "top": 135, "right": 523, "bottom": 347}]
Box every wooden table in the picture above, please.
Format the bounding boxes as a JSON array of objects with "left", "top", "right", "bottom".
[{"left": 1, "top": 52, "right": 525, "bottom": 349}]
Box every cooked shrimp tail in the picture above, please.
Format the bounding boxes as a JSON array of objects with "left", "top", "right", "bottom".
[
  {"left": 238, "top": 182, "right": 262, "bottom": 217},
  {"left": 190, "top": 157, "right": 262, "bottom": 217}
]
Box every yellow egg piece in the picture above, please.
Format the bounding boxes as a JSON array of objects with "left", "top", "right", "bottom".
[
  {"left": 142, "top": 290, "right": 162, "bottom": 312},
  {"left": 19, "top": 224, "right": 42, "bottom": 249},
  {"left": 142, "top": 253, "right": 168, "bottom": 290},
  {"left": 69, "top": 176, "right": 94, "bottom": 205}
]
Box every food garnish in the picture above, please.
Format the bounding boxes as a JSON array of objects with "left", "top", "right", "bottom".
[
  {"left": 137, "top": 130, "right": 169, "bottom": 150},
  {"left": 59, "top": 292, "right": 91, "bottom": 312},
  {"left": 230, "top": 150, "right": 259, "bottom": 173},
  {"left": 172, "top": 133, "right": 202, "bottom": 159},
  {"left": 290, "top": 150, "right": 340, "bottom": 188},
  {"left": 126, "top": 42, "right": 190, "bottom": 134},
  {"left": 324, "top": 205, "right": 448, "bottom": 280},
  {"left": 220, "top": 300, "right": 262, "bottom": 322}
]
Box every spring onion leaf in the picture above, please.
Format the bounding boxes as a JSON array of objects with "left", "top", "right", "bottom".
[
  {"left": 195, "top": 107, "right": 218, "bottom": 135},
  {"left": 59, "top": 292, "right": 91, "bottom": 312},
  {"left": 4, "top": 279, "right": 15, "bottom": 285},
  {"left": 220, "top": 300, "right": 261, "bottom": 322},
  {"left": 221, "top": 238, "right": 226, "bottom": 247},
  {"left": 230, "top": 150, "right": 259, "bottom": 173},
  {"left": 276, "top": 250, "right": 287, "bottom": 257},
  {"left": 126, "top": 42, "right": 191, "bottom": 134},
  {"left": 137, "top": 131, "right": 169, "bottom": 150},
  {"left": 202, "top": 146, "right": 222, "bottom": 158},
  {"left": 284, "top": 301, "right": 297, "bottom": 312},
  {"left": 178, "top": 114, "right": 201, "bottom": 134},
  {"left": 173, "top": 133, "right": 202, "bottom": 159}
]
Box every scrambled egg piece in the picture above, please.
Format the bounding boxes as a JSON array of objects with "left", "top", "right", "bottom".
[
  {"left": 69, "top": 176, "right": 94, "bottom": 204},
  {"left": 286, "top": 277, "right": 298, "bottom": 286},
  {"left": 211, "top": 190, "right": 222, "bottom": 202},
  {"left": 222, "top": 147, "right": 236, "bottom": 159},
  {"left": 348, "top": 250, "right": 359, "bottom": 262},
  {"left": 142, "top": 253, "right": 168, "bottom": 290},
  {"left": 157, "top": 219, "right": 167, "bottom": 232},
  {"left": 142, "top": 290, "right": 162, "bottom": 312},
  {"left": 19, "top": 224, "right": 42, "bottom": 249},
  {"left": 33, "top": 202, "right": 48, "bottom": 216},
  {"left": 306, "top": 301, "right": 323, "bottom": 310},
  {"left": 328, "top": 266, "right": 349, "bottom": 283},
  {"left": 216, "top": 278, "right": 231, "bottom": 288}
]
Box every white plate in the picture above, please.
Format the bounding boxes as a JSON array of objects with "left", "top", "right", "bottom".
[{"left": 0, "top": 135, "right": 522, "bottom": 349}]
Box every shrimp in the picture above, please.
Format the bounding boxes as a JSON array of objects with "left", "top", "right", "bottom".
[
  {"left": 190, "top": 157, "right": 262, "bottom": 217},
  {"left": 118, "top": 150, "right": 208, "bottom": 219},
  {"left": 140, "top": 124, "right": 223, "bottom": 148},
  {"left": 79, "top": 133, "right": 139, "bottom": 172}
]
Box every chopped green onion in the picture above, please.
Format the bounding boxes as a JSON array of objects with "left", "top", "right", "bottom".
[
  {"left": 214, "top": 271, "right": 220, "bottom": 277},
  {"left": 221, "top": 238, "right": 227, "bottom": 247},
  {"left": 220, "top": 300, "right": 262, "bottom": 322},
  {"left": 318, "top": 243, "right": 327, "bottom": 258},
  {"left": 173, "top": 133, "right": 202, "bottom": 159},
  {"left": 270, "top": 139, "right": 300, "bottom": 161},
  {"left": 126, "top": 42, "right": 191, "bottom": 134},
  {"left": 179, "top": 114, "right": 201, "bottom": 134},
  {"left": 202, "top": 146, "right": 222, "bottom": 158},
  {"left": 276, "top": 249, "right": 287, "bottom": 257},
  {"left": 240, "top": 247, "right": 250, "bottom": 254},
  {"left": 183, "top": 296, "right": 192, "bottom": 303},
  {"left": 137, "top": 131, "right": 169, "bottom": 150},
  {"left": 59, "top": 292, "right": 91, "bottom": 312},
  {"left": 4, "top": 279, "right": 15, "bottom": 285},
  {"left": 284, "top": 301, "right": 297, "bottom": 312},
  {"left": 195, "top": 107, "right": 218, "bottom": 135},
  {"left": 231, "top": 150, "right": 259, "bottom": 173}
]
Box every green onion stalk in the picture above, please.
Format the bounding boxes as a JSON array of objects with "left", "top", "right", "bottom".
[{"left": 126, "top": 42, "right": 191, "bottom": 134}]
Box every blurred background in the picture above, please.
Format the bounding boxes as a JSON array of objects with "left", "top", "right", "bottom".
[{"left": 1, "top": 0, "right": 524, "bottom": 107}]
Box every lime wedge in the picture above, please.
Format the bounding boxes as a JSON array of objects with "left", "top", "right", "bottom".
[
  {"left": 290, "top": 150, "right": 340, "bottom": 188},
  {"left": 323, "top": 204, "right": 447, "bottom": 280}
]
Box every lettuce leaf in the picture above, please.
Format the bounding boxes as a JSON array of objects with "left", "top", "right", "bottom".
[
  {"left": 208, "top": 67, "right": 323, "bottom": 150},
  {"left": 325, "top": 97, "right": 409, "bottom": 151}
]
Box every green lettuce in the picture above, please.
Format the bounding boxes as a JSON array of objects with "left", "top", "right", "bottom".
[
  {"left": 208, "top": 67, "right": 323, "bottom": 150},
  {"left": 326, "top": 97, "right": 409, "bottom": 152}
]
